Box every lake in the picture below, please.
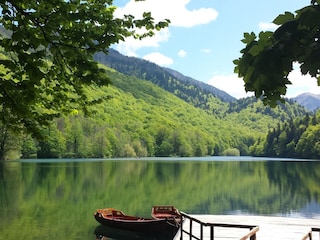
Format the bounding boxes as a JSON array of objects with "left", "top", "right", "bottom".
[{"left": 0, "top": 157, "right": 320, "bottom": 239}]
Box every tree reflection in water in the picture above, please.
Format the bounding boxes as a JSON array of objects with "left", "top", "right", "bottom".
[
  {"left": 94, "top": 225, "right": 175, "bottom": 240},
  {"left": 0, "top": 158, "right": 320, "bottom": 240}
]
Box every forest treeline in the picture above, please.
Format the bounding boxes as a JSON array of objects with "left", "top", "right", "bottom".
[
  {"left": 1, "top": 59, "right": 313, "bottom": 160},
  {"left": 2, "top": 66, "right": 254, "bottom": 159},
  {"left": 251, "top": 111, "right": 320, "bottom": 159}
]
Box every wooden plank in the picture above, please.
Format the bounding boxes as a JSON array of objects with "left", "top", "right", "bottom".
[
  {"left": 239, "top": 226, "right": 259, "bottom": 240},
  {"left": 301, "top": 230, "right": 312, "bottom": 240},
  {"left": 174, "top": 215, "right": 320, "bottom": 240}
]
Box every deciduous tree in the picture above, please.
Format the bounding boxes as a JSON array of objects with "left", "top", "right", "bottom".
[
  {"left": 234, "top": 0, "right": 320, "bottom": 107},
  {"left": 0, "top": 0, "right": 169, "bottom": 136}
]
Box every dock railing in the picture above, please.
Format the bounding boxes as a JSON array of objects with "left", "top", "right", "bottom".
[
  {"left": 301, "top": 228, "right": 320, "bottom": 240},
  {"left": 179, "top": 212, "right": 259, "bottom": 240}
]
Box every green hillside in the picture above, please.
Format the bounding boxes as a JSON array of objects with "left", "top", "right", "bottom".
[
  {"left": 1, "top": 52, "right": 311, "bottom": 160},
  {"left": 225, "top": 97, "right": 308, "bottom": 132},
  {"left": 94, "top": 49, "right": 233, "bottom": 117},
  {"left": 32, "top": 66, "right": 258, "bottom": 159},
  {"left": 251, "top": 111, "right": 320, "bottom": 159},
  {"left": 18, "top": 63, "right": 308, "bottom": 159}
]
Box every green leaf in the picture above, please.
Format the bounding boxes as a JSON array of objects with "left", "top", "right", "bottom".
[
  {"left": 241, "top": 32, "right": 256, "bottom": 44},
  {"left": 248, "top": 45, "right": 263, "bottom": 56},
  {"left": 258, "top": 31, "right": 273, "bottom": 40},
  {"left": 273, "top": 11, "right": 295, "bottom": 25}
]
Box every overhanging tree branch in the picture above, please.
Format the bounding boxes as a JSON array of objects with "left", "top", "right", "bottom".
[
  {"left": 234, "top": 0, "right": 320, "bottom": 107},
  {"left": 0, "top": 0, "right": 170, "bottom": 136}
]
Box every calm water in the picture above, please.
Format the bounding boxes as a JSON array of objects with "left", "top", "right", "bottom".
[{"left": 0, "top": 157, "right": 320, "bottom": 239}]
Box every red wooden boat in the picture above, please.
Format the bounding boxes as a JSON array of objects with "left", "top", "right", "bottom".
[
  {"left": 151, "top": 205, "right": 182, "bottom": 224},
  {"left": 94, "top": 207, "right": 179, "bottom": 236}
]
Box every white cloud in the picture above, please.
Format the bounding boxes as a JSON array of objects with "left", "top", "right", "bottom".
[
  {"left": 115, "top": 0, "right": 218, "bottom": 28},
  {"left": 114, "top": 0, "right": 218, "bottom": 56},
  {"left": 207, "top": 74, "right": 253, "bottom": 99},
  {"left": 115, "top": 28, "right": 170, "bottom": 56},
  {"left": 168, "top": 5, "right": 218, "bottom": 28},
  {"left": 178, "top": 49, "right": 187, "bottom": 58},
  {"left": 143, "top": 52, "right": 173, "bottom": 66},
  {"left": 201, "top": 48, "right": 212, "bottom": 53},
  {"left": 258, "top": 22, "right": 278, "bottom": 31},
  {"left": 287, "top": 68, "right": 320, "bottom": 98},
  {"left": 206, "top": 68, "right": 320, "bottom": 100}
]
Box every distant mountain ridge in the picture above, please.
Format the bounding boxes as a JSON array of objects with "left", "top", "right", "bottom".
[
  {"left": 94, "top": 49, "right": 236, "bottom": 104},
  {"left": 292, "top": 93, "right": 320, "bottom": 111},
  {"left": 163, "top": 67, "right": 235, "bottom": 102},
  {"left": 94, "top": 49, "right": 311, "bottom": 120},
  {"left": 95, "top": 49, "right": 320, "bottom": 113}
]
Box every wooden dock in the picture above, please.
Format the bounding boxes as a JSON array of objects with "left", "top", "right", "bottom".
[{"left": 174, "top": 214, "right": 320, "bottom": 240}]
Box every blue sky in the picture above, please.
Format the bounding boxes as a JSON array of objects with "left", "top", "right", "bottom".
[{"left": 113, "top": 0, "right": 317, "bottom": 98}]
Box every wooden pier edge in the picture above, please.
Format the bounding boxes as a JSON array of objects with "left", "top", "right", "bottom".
[
  {"left": 239, "top": 226, "right": 259, "bottom": 240},
  {"left": 174, "top": 214, "right": 320, "bottom": 240},
  {"left": 177, "top": 212, "right": 259, "bottom": 240}
]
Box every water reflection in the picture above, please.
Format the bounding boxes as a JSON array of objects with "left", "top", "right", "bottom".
[
  {"left": 0, "top": 158, "right": 319, "bottom": 240},
  {"left": 94, "top": 225, "right": 176, "bottom": 240}
]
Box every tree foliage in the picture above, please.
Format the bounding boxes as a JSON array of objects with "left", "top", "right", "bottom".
[
  {"left": 0, "top": 64, "right": 308, "bottom": 160},
  {"left": 94, "top": 49, "right": 233, "bottom": 117},
  {"left": 0, "top": 0, "right": 169, "bottom": 135},
  {"left": 234, "top": 0, "right": 320, "bottom": 107},
  {"left": 251, "top": 112, "right": 320, "bottom": 159}
]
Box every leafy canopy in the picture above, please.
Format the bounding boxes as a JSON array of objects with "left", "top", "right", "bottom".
[
  {"left": 234, "top": 0, "right": 320, "bottom": 107},
  {"left": 0, "top": 0, "right": 169, "bottom": 136}
]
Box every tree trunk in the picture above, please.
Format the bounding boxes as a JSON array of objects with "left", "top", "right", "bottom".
[{"left": 0, "top": 126, "right": 7, "bottom": 161}]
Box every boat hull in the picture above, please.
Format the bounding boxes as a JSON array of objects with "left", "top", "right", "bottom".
[
  {"left": 94, "top": 211, "right": 178, "bottom": 236},
  {"left": 94, "top": 224, "right": 176, "bottom": 240}
]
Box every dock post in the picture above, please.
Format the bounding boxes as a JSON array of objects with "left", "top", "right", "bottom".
[
  {"left": 210, "top": 225, "right": 214, "bottom": 240},
  {"left": 180, "top": 214, "right": 183, "bottom": 240},
  {"left": 189, "top": 220, "right": 193, "bottom": 240},
  {"left": 250, "top": 227, "right": 256, "bottom": 240}
]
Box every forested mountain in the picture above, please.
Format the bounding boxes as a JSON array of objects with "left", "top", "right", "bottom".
[
  {"left": 14, "top": 64, "right": 308, "bottom": 160},
  {"left": 94, "top": 49, "right": 234, "bottom": 116},
  {"left": 292, "top": 93, "right": 320, "bottom": 111},
  {"left": 225, "top": 97, "right": 308, "bottom": 132},
  {"left": 95, "top": 49, "right": 308, "bottom": 129},
  {"left": 251, "top": 112, "right": 320, "bottom": 159},
  {"left": 0, "top": 48, "right": 313, "bottom": 160},
  {"left": 161, "top": 67, "right": 235, "bottom": 102},
  {"left": 20, "top": 66, "right": 259, "bottom": 159}
]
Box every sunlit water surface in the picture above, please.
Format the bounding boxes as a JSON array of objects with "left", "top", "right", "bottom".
[{"left": 1, "top": 156, "right": 320, "bottom": 239}]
